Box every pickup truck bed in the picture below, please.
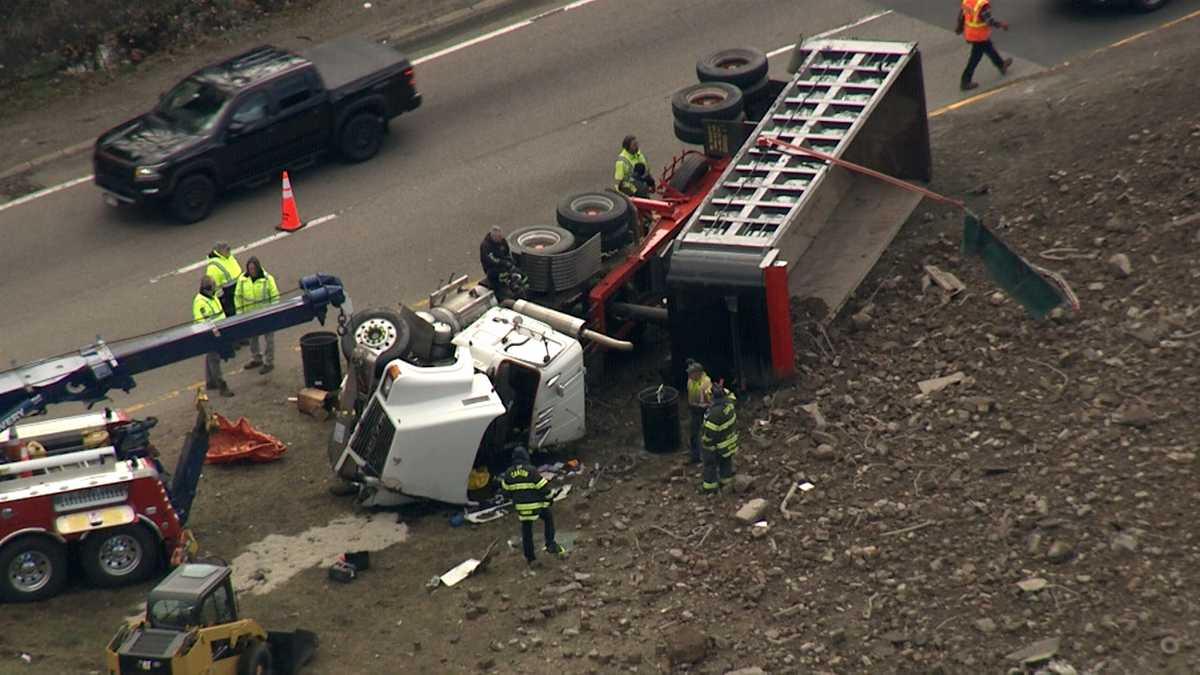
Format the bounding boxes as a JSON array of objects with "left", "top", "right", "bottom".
[{"left": 303, "top": 38, "right": 412, "bottom": 100}]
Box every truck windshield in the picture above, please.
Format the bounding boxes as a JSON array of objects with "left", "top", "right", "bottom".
[
  {"left": 147, "top": 598, "right": 197, "bottom": 630},
  {"left": 156, "top": 78, "right": 229, "bottom": 133}
]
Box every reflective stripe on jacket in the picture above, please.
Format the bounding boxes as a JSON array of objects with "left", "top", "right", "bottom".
[
  {"left": 701, "top": 395, "right": 738, "bottom": 456},
  {"left": 614, "top": 148, "right": 648, "bottom": 193},
  {"left": 961, "top": 0, "right": 990, "bottom": 42},
  {"left": 235, "top": 272, "right": 280, "bottom": 314},
  {"left": 687, "top": 375, "right": 712, "bottom": 409},
  {"left": 204, "top": 252, "right": 242, "bottom": 287},
  {"left": 192, "top": 293, "right": 225, "bottom": 323},
  {"left": 500, "top": 465, "right": 550, "bottom": 521}
]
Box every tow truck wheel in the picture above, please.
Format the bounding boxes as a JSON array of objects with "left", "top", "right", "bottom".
[
  {"left": 341, "top": 309, "right": 412, "bottom": 375},
  {"left": 340, "top": 112, "right": 385, "bottom": 162},
  {"left": 168, "top": 173, "right": 217, "bottom": 224},
  {"left": 671, "top": 82, "right": 744, "bottom": 129},
  {"left": 0, "top": 536, "right": 68, "bottom": 602},
  {"left": 237, "top": 639, "right": 273, "bottom": 675},
  {"left": 696, "top": 47, "right": 769, "bottom": 89},
  {"left": 80, "top": 524, "right": 160, "bottom": 588},
  {"left": 556, "top": 191, "right": 631, "bottom": 238}
]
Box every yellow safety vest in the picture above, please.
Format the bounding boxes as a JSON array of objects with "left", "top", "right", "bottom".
[{"left": 192, "top": 293, "right": 225, "bottom": 322}]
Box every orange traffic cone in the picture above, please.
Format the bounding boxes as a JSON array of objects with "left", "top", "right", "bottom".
[{"left": 276, "top": 171, "right": 303, "bottom": 232}]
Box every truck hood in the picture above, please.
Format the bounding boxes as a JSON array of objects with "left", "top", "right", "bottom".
[{"left": 97, "top": 114, "right": 202, "bottom": 164}]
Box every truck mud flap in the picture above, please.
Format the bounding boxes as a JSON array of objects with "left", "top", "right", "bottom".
[{"left": 268, "top": 629, "right": 318, "bottom": 674}]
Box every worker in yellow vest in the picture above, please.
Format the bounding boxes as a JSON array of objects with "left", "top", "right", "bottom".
[
  {"left": 614, "top": 135, "right": 654, "bottom": 197},
  {"left": 204, "top": 241, "right": 242, "bottom": 317},
  {"left": 685, "top": 360, "right": 713, "bottom": 465},
  {"left": 956, "top": 0, "right": 1013, "bottom": 91},
  {"left": 234, "top": 256, "right": 280, "bottom": 374},
  {"left": 193, "top": 276, "right": 233, "bottom": 397}
]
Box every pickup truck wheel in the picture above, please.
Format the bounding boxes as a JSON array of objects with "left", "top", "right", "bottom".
[
  {"left": 340, "top": 113, "right": 385, "bottom": 162},
  {"left": 80, "top": 524, "right": 159, "bottom": 588},
  {"left": 168, "top": 174, "right": 217, "bottom": 224},
  {"left": 237, "top": 640, "right": 272, "bottom": 675},
  {"left": 556, "top": 191, "right": 631, "bottom": 238},
  {"left": 0, "top": 537, "right": 68, "bottom": 603},
  {"left": 671, "top": 82, "right": 744, "bottom": 128},
  {"left": 508, "top": 225, "right": 576, "bottom": 256},
  {"left": 696, "top": 48, "right": 769, "bottom": 89},
  {"left": 341, "top": 309, "right": 411, "bottom": 375}
]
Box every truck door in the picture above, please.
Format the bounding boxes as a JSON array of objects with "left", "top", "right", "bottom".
[
  {"left": 268, "top": 71, "right": 328, "bottom": 169},
  {"left": 530, "top": 353, "right": 586, "bottom": 448},
  {"left": 220, "top": 89, "right": 275, "bottom": 184}
]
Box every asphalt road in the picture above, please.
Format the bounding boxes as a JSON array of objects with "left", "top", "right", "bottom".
[{"left": 0, "top": 0, "right": 1194, "bottom": 414}]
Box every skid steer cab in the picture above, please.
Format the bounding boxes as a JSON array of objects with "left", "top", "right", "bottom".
[{"left": 106, "top": 563, "right": 316, "bottom": 675}]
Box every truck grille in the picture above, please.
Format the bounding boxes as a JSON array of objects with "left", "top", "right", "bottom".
[
  {"left": 351, "top": 399, "right": 395, "bottom": 477},
  {"left": 53, "top": 485, "right": 129, "bottom": 513},
  {"left": 93, "top": 155, "right": 137, "bottom": 198}
]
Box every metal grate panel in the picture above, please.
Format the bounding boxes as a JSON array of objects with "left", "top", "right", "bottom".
[{"left": 678, "top": 39, "right": 916, "bottom": 252}]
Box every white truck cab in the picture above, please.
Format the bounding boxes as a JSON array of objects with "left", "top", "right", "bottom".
[{"left": 329, "top": 284, "right": 590, "bottom": 508}]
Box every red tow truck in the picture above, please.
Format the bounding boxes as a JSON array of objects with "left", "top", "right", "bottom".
[{"left": 0, "top": 273, "right": 349, "bottom": 602}]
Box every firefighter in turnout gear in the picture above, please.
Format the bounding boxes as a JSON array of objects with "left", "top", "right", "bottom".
[
  {"left": 700, "top": 382, "right": 737, "bottom": 493},
  {"left": 500, "top": 446, "right": 566, "bottom": 565}
]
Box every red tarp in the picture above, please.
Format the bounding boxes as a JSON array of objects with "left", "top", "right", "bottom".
[{"left": 203, "top": 414, "right": 287, "bottom": 464}]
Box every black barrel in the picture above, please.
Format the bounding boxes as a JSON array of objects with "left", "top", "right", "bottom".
[
  {"left": 300, "top": 332, "right": 343, "bottom": 391},
  {"left": 637, "top": 385, "right": 681, "bottom": 453}
]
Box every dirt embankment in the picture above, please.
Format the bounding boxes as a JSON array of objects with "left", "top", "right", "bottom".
[{"left": 0, "top": 0, "right": 311, "bottom": 88}]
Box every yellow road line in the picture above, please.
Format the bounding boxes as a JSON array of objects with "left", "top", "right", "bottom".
[{"left": 929, "top": 82, "right": 1019, "bottom": 118}]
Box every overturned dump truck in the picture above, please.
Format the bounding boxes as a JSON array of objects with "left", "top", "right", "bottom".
[{"left": 665, "top": 39, "right": 932, "bottom": 387}]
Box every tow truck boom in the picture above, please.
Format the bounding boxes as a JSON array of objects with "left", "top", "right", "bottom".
[{"left": 0, "top": 273, "right": 348, "bottom": 433}]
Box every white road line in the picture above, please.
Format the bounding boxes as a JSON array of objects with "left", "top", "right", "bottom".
[
  {"left": 148, "top": 213, "right": 338, "bottom": 283},
  {"left": 765, "top": 9, "right": 894, "bottom": 58},
  {"left": 2, "top": 0, "right": 605, "bottom": 214},
  {"left": 0, "top": 174, "right": 93, "bottom": 213},
  {"left": 412, "top": 0, "right": 602, "bottom": 65}
]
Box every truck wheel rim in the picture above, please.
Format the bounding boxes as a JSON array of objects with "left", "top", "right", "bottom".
[
  {"left": 715, "top": 56, "right": 749, "bottom": 70},
  {"left": 516, "top": 230, "right": 561, "bottom": 250},
  {"left": 570, "top": 195, "right": 615, "bottom": 216},
  {"left": 687, "top": 87, "right": 729, "bottom": 107},
  {"left": 99, "top": 534, "right": 143, "bottom": 576},
  {"left": 355, "top": 318, "right": 398, "bottom": 353},
  {"left": 9, "top": 550, "right": 51, "bottom": 593}
]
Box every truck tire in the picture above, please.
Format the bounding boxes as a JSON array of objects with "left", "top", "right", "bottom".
[
  {"left": 696, "top": 48, "right": 769, "bottom": 89},
  {"left": 0, "top": 536, "right": 68, "bottom": 603},
  {"left": 666, "top": 153, "right": 710, "bottom": 194},
  {"left": 508, "top": 225, "right": 576, "bottom": 256},
  {"left": 339, "top": 112, "right": 385, "bottom": 163},
  {"left": 341, "top": 309, "right": 411, "bottom": 376},
  {"left": 671, "top": 83, "right": 744, "bottom": 128},
  {"left": 168, "top": 173, "right": 217, "bottom": 224},
  {"left": 80, "top": 524, "right": 160, "bottom": 588},
  {"left": 237, "top": 640, "right": 273, "bottom": 675},
  {"left": 739, "top": 74, "right": 770, "bottom": 102},
  {"left": 673, "top": 119, "right": 707, "bottom": 146},
  {"left": 556, "top": 191, "right": 631, "bottom": 238}
]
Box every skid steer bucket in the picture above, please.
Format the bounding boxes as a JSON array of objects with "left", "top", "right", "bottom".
[{"left": 268, "top": 629, "right": 319, "bottom": 674}]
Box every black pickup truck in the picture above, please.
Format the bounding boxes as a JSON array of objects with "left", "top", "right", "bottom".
[{"left": 94, "top": 38, "right": 421, "bottom": 223}]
